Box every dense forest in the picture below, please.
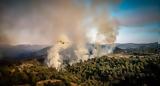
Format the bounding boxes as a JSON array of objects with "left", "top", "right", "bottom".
[{"left": 0, "top": 54, "right": 160, "bottom": 86}]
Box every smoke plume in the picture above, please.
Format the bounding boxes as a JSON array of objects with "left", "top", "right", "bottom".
[
  {"left": 0, "top": 0, "right": 119, "bottom": 69},
  {"left": 44, "top": 0, "right": 118, "bottom": 69}
]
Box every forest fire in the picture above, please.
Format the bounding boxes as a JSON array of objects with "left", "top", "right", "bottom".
[{"left": 0, "top": 0, "right": 159, "bottom": 86}]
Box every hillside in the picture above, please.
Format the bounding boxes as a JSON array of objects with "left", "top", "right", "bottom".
[
  {"left": 0, "top": 44, "right": 47, "bottom": 59},
  {"left": 0, "top": 54, "right": 159, "bottom": 86}
]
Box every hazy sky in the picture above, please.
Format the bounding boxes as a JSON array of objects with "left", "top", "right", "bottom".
[
  {"left": 112, "top": 0, "right": 160, "bottom": 43},
  {"left": 0, "top": 0, "right": 159, "bottom": 44}
]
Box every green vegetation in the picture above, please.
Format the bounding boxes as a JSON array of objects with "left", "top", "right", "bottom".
[{"left": 0, "top": 54, "right": 160, "bottom": 86}]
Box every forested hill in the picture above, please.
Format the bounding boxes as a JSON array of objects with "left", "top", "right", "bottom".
[{"left": 0, "top": 54, "right": 160, "bottom": 86}]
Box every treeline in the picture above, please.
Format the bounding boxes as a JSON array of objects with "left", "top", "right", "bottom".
[
  {"left": 66, "top": 55, "right": 160, "bottom": 86},
  {"left": 0, "top": 54, "right": 160, "bottom": 86}
]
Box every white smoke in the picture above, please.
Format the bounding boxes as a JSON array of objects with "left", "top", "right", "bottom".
[
  {"left": 42, "top": 0, "right": 118, "bottom": 69},
  {"left": 45, "top": 34, "right": 89, "bottom": 70},
  {"left": 46, "top": 16, "right": 117, "bottom": 70},
  {"left": 45, "top": 34, "right": 72, "bottom": 70},
  {"left": 0, "top": 0, "right": 118, "bottom": 69}
]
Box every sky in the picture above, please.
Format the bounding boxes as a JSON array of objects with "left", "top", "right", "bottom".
[
  {"left": 112, "top": 0, "right": 160, "bottom": 43},
  {"left": 0, "top": 0, "right": 160, "bottom": 45}
]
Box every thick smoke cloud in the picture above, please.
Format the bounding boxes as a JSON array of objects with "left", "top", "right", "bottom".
[
  {"left": 0, "top": 0, "right": 118, "bottom": 45},
  {"left": 0, "top": 0, "right": 119, "bottom": 69}
]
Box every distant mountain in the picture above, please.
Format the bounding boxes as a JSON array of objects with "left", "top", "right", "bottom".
[
  {"left": 116, "top": 42, "right": 159, "bottom": 54},
  {"left": 31, "top": 46, "right": 51, "bottom": 59},
  {"left": 113, "top": 47, "right": 126, "bottom": 54},
  {"left": 0, "top": 44, "right": 47, "bottom": 60},
  {"left": 116, "top": 42, "right": 159, "bottom": 49},
  {"left": 0, "top": 42, "right": 159, "bottom": 61}
]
